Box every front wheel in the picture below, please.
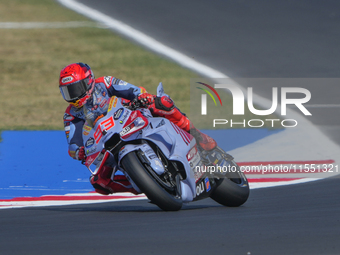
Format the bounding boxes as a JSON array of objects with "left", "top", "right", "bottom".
[
  {"left": 121, "top": 151, "right": 183, "bottom": 211},
  {"left": 210, "top": 160, "right": 249, "bottom": 207}
]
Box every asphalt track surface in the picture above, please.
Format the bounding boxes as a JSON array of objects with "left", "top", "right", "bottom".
[
  {"left": 2, "top": 1, "right": 339, "bottom": 254},
  {"left": 1, "top": 177, "right": 339, "bottom": 255}
]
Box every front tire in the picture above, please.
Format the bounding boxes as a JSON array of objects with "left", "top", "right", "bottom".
[
  {"left": 121, "top": 151, "right": 182, "bottom": 211},
  {"left": 210, "top": 160, "right": 249, "bottom": 207}
]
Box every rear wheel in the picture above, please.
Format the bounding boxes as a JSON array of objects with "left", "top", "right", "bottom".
[
  {"left": 121, "top": 151, "right": 182, "bottom": 211},
  {"left": 210, "top": 160, "right": 249, "bottom": 207}
]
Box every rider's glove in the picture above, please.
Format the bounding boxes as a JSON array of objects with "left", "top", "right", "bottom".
[
  {"left": 75, "top": 146, "right": 86, "bottom": 161},
  {"left": 137, "top": 93, "right": 155, "bottom": 108}
]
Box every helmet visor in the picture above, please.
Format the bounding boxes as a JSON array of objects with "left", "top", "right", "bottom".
[{"left": 60, "top": 78, "right": 90, "bottom": 102}]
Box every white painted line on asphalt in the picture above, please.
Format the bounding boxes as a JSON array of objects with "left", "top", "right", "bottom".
[
  {"left": 250, "top": 178, "right": 320, "bottom": 189},
  {"left": 0, "top": 196, "right": 147, "bottom": 210},
  {"left": 0, "top": 21, "right": 104, "bottom": 29},
  {"left": 57, "top": 0, "right": 227, "bottom": 78}
]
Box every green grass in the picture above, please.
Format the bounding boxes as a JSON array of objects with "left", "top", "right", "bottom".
[
  {"left": 0, "top": 0, "right": 195, "bottom": 131},
  {"left": 0, "top": 0, "right": 281, "bottom": 133}
]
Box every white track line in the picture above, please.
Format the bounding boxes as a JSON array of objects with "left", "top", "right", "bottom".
[
  {"left": 0, "top": 21, "right": 104, "bottom": 29},
  {"left": 57, "top": 0, "right": 226, "bottom": 78}
]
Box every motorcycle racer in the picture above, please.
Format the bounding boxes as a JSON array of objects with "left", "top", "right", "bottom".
[{"left": 59, "top": 62, "right": 216, "bottom": 195}]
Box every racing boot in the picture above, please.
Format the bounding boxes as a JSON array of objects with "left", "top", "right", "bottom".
[
  {"left": 90, "top": 165, "right": 140, "bottom": 195},
  {"left": 189, "top": 125, "right": 217, "bottom": 151},
  {"left": 150, "top": 96, "right": 217, "bottom": 151}
]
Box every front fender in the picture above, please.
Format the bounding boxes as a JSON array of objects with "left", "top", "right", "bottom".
[
  {"left": 118, "top": 143, "right": 165, "bottom": 175},
  {"left": 118, "top": 143, "right": 196, "bottom": 202}
]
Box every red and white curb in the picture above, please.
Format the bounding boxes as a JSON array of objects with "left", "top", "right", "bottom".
[{"left": 240, "top": 159, "right": 337, "bottom": 189}]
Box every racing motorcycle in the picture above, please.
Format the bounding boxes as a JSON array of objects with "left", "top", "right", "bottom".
[{"left": 83, "top": 83, "right": 249, "bottom": 211}]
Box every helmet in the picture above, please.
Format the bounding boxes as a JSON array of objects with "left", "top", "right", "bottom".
[{"left": 59, "top": 63, "right": 95, "bottom": 108}]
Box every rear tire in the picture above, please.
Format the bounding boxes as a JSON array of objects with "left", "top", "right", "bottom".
[
  {"left": 121, "top": 151, "right": 182, "bottom": 211},
  {"left": 210, "top": 160, "right": 249, "bottom": 207}
]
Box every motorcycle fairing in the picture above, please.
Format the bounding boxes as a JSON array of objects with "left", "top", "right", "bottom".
[{"left": 83, "top": 95, "right": 197, "bottom": 201}]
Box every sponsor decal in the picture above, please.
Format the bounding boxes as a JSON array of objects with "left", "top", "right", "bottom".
[
  {"left": 196, "top": 181, "right": 205, "bottom": 196},
  {"left": 61, "top": 76, "right": 73, "bottom": 84},
  {"left": 188, "top": 147, "right": 201, "bottom": 172},
  {"left": 99, "top": 98, "right": 107, "bottom": 108},
  {"left": 119, "top": 126, "right": 131, "bottom": 137},
  {"left": 187, "top": 146, "right": 198, "bottom": 161},
  {"left": 205, "top": 177, "right": 211, "bottom": 192},
  {"left": 86, "top": 147, "right": 97, "bottom": 155},
  {"left": 85, "top": 152, "right": 100, "bottom": 168},
  {"left": 85, "top": 137, "right": 95, "bottom": 148},
  {"left": 113, "top": 97, "right": 118, "bottom": 108},
  {"left": 119, "top": 111, "right": 130, "bottom": 124},
  {"left": 83, "top": 125, "right": 92, "bottom": 132},
  {"left": 130, "top": 111, "right": 137, "bottom": 121},
  {"left": 83, "top": 125, "right": 92, "bottom": 136},
  {"left": 108, "top": 96, "right": 115, "bottom": 112},
  {"left": 114, "top": 108, "right": 124, "bottom": 120},
  {"left": 156, "top": 119, "right": 165, "bottom": 128}
]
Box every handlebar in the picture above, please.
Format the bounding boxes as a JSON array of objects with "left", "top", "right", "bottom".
[{"left": 124, "top": 97, "right": 151, "bottom": 111}]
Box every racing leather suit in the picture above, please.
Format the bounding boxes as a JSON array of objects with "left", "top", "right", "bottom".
[{"left": 63, "top": 76, "right": 142, "bottom": 159}]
